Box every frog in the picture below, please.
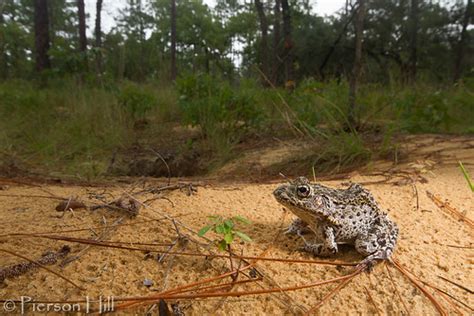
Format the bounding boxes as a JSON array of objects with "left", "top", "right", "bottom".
[{"left": 273, "top": 177, "right": 398, "bottom": 269}]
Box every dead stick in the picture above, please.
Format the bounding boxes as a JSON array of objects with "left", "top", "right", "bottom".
[{"left": 0, "top": 216, "right": 180, "bottom": 238}]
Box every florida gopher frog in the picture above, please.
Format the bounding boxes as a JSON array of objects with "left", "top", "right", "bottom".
[{"left": 273, "top": 177, "right": 398, "bottom": 268}]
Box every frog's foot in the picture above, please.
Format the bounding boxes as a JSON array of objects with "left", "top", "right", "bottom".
[
  {"left": 355, "top": 249, "right": 391, "bottom": 272},
  {"left": 299, "top": 236, "right": 338, "bottom": 257}
]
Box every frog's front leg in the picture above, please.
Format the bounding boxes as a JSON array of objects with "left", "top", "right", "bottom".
[
  {"left": 285, "top": 218, "right": 312, "bottom": 235},
  {"left": 301, "top": 225, "right": 338, "bottom": 256}
]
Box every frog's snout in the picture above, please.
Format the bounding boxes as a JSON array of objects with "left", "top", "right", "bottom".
[{"left": 273, "top": 185, "right": 290, "bottom": 202}]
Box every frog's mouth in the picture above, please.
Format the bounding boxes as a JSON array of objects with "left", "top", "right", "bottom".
[
  {"left": 273, "top": 185, "right": 295, "bottom": 206},
  {"left": 273, "top": 185, "right": 341, "bottom": 226}
]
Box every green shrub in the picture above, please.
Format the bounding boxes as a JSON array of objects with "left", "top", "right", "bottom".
[
  {"left": 312, "top": 132, "right": 373, "bottom": 173},
  {"left": 177, "top": 73, "right": 265, "bottom": 162},
  {"left": 118, "top": 81, "right": 158, "bottom": 118}
]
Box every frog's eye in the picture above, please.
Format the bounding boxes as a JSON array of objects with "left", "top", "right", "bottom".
[{"left": 296, "top": 185, "right": 311, "bottom": 197}]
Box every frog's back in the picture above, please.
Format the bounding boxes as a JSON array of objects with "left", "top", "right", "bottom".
[{"left": 314, "top": 183, "right": 383, "bottom": 242}]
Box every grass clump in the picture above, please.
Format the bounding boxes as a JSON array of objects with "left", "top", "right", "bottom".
[
  {"left": 0, "top": 80, "right": 132, "bottom": 178},
  {"left": 117, "top": 81, "right": 179, "bottom": 122},
  {"left": 0, "top": 79, "right": 178, "bottom": 179},
  {"left": 311, "top": 132, "right": 373, "bottom": 173},
  {"left": 177, "top": 73, "right": 265, "bottom": 164}
]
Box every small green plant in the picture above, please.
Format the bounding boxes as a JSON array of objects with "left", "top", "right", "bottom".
[
  {"left": 198, "top": 215, "right": 252, "bottom": 280},
  {"left": 198, "top": 215, "right": 252, "bottom": 250},
  {"left": 459, "top": 161, "right": 474, "bottom": 192}
]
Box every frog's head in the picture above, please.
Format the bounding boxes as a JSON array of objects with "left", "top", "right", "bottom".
[{"left": 273, "top": 177, "right": 338, "bottom": 225}]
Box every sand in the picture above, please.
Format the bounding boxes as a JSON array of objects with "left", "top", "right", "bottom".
[{"left": 0, "top": 135, "right": 472, "bottom": 315}]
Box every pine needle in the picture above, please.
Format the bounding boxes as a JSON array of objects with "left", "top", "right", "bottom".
[{"left": 391, "top": 258, "right": 447, "bottom": 316}]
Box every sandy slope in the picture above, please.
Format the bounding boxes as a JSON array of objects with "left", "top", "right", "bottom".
[{"left": 0, "top": 135, "right": 472, "bottom": 315}]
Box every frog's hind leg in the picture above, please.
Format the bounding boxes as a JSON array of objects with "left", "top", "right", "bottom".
[{"left": 355, "top": 215, "right": 398, "bottom": 269}]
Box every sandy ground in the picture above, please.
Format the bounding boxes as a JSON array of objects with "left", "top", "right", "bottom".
[{"left": 0, "top": 135, "right": 472, "bottom": 315}]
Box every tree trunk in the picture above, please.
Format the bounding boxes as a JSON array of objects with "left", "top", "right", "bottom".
[
  {"left": 348, "top": 0, "right": 366, "bottom": 128},
  {"left": 0, "top": 4, "right": 4, "bottom": 23},
  {"left": 34, "top": 0, "right": 51, "bottom": 72},
  {"left": 77, "top": 0, "right": 87, "bottom": 52},
  {"left": 0, "top": 7, "right": 6, "bottom": 79},
  {"left": 95, "top": 0, "right": 103, "bottom": 74},
  {"left": 453, "top": 0, "right": 472, "bottom": 82},
  {"left": 319, "top": 7, "right": 357, "bottom": 80},
  {"left": 255, "top": 0, "right": 269, "bottom": 83},
  {"left": 170, "top": 0, "right": 177, "bottom": 80},
  {"left": 204, "top": 47, "right": 210, "bottom": 74},
  {"left": 281, "top": 0, "right": 293, "bottom": 83},
  {"left": 118, "top": 44, "right": 125, "bottom": 81},
  {"left": 408, "top": 0, "right": 418, "bottom": 83},
  {"left": 272, "top": 0, "right": 281, "bottom": 85}
]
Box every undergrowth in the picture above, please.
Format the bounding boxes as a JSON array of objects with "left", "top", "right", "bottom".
[{"left": 0, "top": 76, "right": 472, "bottom": 178}]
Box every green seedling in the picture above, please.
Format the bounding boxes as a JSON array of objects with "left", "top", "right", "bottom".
[
  {"left": 198, "top": 215, "right": 252, "bottom": 250},
  {"left": 198, "top": 215, "right": 252, "bottom": 280},
  {"left": 459, "top": 161, "right": 474, "bottom": 192}
]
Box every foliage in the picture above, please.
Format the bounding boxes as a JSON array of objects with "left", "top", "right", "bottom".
[
  {"left": 0, "top": 80, "right": 130, "bottom": 178},
  {"left": 312, "top": 132, "right": 372, "bottom": 173},
  {"left": 0, "top": 76, "right": 472, "bottom": 178},
  {"left": 0, "top": 0, "right": 473, "bottom": 181},
  {"left": 118, "top": 81, "right": 158, "bottom": 118},
  {"left": 177, "top": 73, "right": 264, "bottom": 162},
  {"left": 1, "top": 0, "right": 472, "bottom": 83},
  {"left": 198, "top": 215, "right": 252, "bottom": 251}
]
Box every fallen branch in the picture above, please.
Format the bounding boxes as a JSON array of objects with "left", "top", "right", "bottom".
[
  {"left": 0, "top": 217, "right": 174, "bottom": 238},
  {"left": 55, "top": 199, "right": 87, "bottom": 212}
]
